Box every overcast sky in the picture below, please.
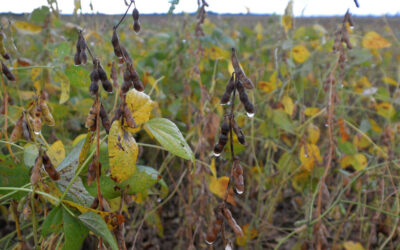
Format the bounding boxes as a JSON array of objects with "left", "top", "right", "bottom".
[{"left": 0, "top": 0, "right": 398, "bottom": 16}]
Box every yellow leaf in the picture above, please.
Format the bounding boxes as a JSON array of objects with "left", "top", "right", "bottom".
[
  {"left": 236, "top": 224, "right": 258, "bottom": 246},
  {"left": 72, "top": 134, "right": 87, "bottom": 147},
  {"left": 382, "top": 77, "right": 397, "bottom": 86},
  {"left": 292, "top": 170, "right": 310, "bottom": 193},
  {"left": 299, "top": 144, "right": 322, "bottom": 171},
  {"left": 281, "top": 1, "right": 293, "bottom": 33},
  {"left": 353, "top": 76, "right": 371, "bottom": 93},
  {"left": 292, "top": 45, "right": 310, "bottom": 63},
  {"left": 304, "top": 107, "right": 320, "bottom": 116},
  {"left": 108, "top": 121, "right": 138, "bottom": 183},
  {"left": 14, "top": 21, "right": 42, "bottom": 34},
  {"left": 343, "top": 241, "right": 365, "bottom": 250},
  {"left": 209, "top": 176, "right": 229, "bottom": 199},
  {"left": 254, "top": 22, "right": 263, "bottom": 41},
  {"left": 307, "top": 124, "right": 320, "bottom": 144},
  {"left": 376, "top": 102, "right": 395, "bottom": 118},
  {"left": 31, "top": 68, "right": 42, "bottom": 81},
  {"left": 258, "top": 71, "right": 281, "bottom": 93},
  {"left": 353, "top": 134, "right": 371, "bottom": 150},
  {"left": 210, "top": 158, "right": 216, "bottom": 178},
  {"left": 47, "top": 140, "right": 65, "bottom": 167},
  {"left": 125, "top": 89, "right": 155, "bottom": 133},
  {"left": 340, "top": 154, "right": 367, "bottom": 171},
  {"left": 63, "top": 200, "right": 124, "bottom": 231},
  {"left": 369, "top": 118, "right": 382, "bottom": 133},
  {"left": 282, "top": 96, "right": 294, "bottom": 115},
  {"left": 205, "top": 46, "right": 230, "bottom": 60},
  {"left": 55, "top": 71, "right": 70, "bottom": 104},
  {"left": 362, "top": 31, "right": 391, "bottom": 49}
]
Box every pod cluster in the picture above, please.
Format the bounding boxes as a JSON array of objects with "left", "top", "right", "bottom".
[
  {"left": 220, "top": 49, "right": 255, "bottom": 116},
  {"left": 89, "top": 59, "right": 113, "bottom": 95},
  {"left": 111, "top": 102, "right": 137, "bottom": 130},
  {"left": 132, "top": 7, "right": 140, "bottom": 33},
  {"left": 10, "top": 97, "right": 55, "bottom": 142},
  {"left": 111, "top": 29, "right": 144, "bottom": 93},
  {"left": 85, "top": 100, "right": 111, "bottom": 134},
  {"left": 205, "top": 206, "right": 244, "bottom": 245},
  {"left": 74, "top": 30, "right": 88, "bottom": 65}
]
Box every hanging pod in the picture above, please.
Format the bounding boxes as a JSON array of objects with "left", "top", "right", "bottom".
[
  {"left": 99, "top": 103, "right": 111, "bottom": 134},
  {"left": 222, "top": 207, "right": 244, "bottom": 237},
  {"left": 10, "top": 114, "right": 24, "bottom": 142},
  {"left": 231, "top": 48, "right": 254, "bottom": 89},
  {"left": 220, "top": 73, "right": 235, "bottom": 105},
  {"left": 233, "top": 158, "right": 244, "bottom": 194},
  {"left": 205, "top": 209, "right": 224, "bottom": 245},
  {"left": 232, "top": 119, "right": 245, "bottom": 145},
  {"left": 42, "top": 152, "right": 60, "bottom": 181},
  {"left": 1, "top": 62, "right": 16, "bottom": 81}
]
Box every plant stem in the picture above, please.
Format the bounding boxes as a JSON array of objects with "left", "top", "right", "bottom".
[
  {"left": 114, "top": 0, "right": 134, "bottom": 30},
  {"left": 31, "top": 186, "right": 39, "bottom": 249}
]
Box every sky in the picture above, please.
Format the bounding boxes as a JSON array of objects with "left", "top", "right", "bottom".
[{"left": 0, "top": 0, "right": 398, "bottom": 16}]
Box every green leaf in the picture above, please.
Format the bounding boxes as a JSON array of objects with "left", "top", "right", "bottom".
[
  {"left": 144, "top": 118, "right": 193, "bottom": 160},
  {"left": 63, "top": 208, "right": 88, "bottom": 250},
  {"left": 42, "top": 206, "right": 63, "bottom": 237},
  {"left": 56, "top": 140, "right": 94, "bottom": 207},
  {"left": 23, "top": 143, "right": 38, "bottom": 167},
  {"left": 0, "top": 155, "right": 30, "bottom": 200},
  {"left": 83, "top": 175, "right": 120, "bottom": 200},
  {"left": 272, "top": 109, "right": 294, "bottom": 134},
  {"left": 84, "top": 166, "right": 162, "bottom": 199},
  {"left": 338, "top": 140, "right": 357, "bottom": 155},
  {"left": 65, "top": 65, "right": 89, "bottom": 88},
  {"left": 78, "top": 212, "right": 118, "bottom": 250},
  {"left": 120, "top": 166, "right": 161, "bottom": 195},
  {"left": 30, "top": 6, "right": 50, "bottom": 24}
]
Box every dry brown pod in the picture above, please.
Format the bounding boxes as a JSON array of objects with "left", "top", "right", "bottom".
[
  {"left": 85, "top": 102, "right": 99, "bottom": 129},
  {"left": 232, "top": 119, "right": 245, "bottom": 145},
  {"left": 110, "top": 62, "right": 118, "bottom": 87},
  {"left": 111, "top": 30, "right": 123, "bottom": 58},
  {"left": 231, "top": 48, "right": 254, "bottom": 89},
  {"left": 42, "top": 152, "right": 60, "bottom": 181},
  {"left": 99, "top": 103, "right": 111, "bottom": 134},
  {"left": 30, "top": 155, "right": 42, "bottom": 185},
  {"left": 133, "top": 21, "right": 141, "bottom": 33},
  {"left": 90, "top": 197, "right": 99, "bottom": 209},
  {"left": 220, "top": 74, "right": 235, "bottom": 105},
  {"left": 102, "top": 79, "right": 113, "bottom": 93},
  {"left": 32, "top": 106, "right": 42, "bottom": 135},
  {"left": 10, "top": 114, "right": 24, "bottom": 142},
  {"left": 233, "top": 158, "right": 244, "bottom": 194},
  {"left": 205, "top": 210, "right": 224, "bottom": 244},
  {"left": 221, "top": 115, "right": 230, "bottom": 135},
  {"left": 132, "top": 8, "right": 139, "bottom": 21},
  {"left": 40, "top": 99, "right": 55, "bottom": 126},
  {"left": 1, "top": 62, "right": 16, "bottom": 81},
  {"left": 87, "top": 160, "right": 97, "bottom": 185},
  {"left": 74, "top": 52, "right": 81, "bottom": 65},
  {"left": 80, "top": 50, "right": 88, "bottom": 65},
  {"left": 123, "top": 104, "right": 137, "bottom": 129},
  {"left": 111, "top": 106, "right": 123, "bottom": 124},
  {"left": 213, "top": 133, "right": 228, "bottom": 155},
  {"left": 22, "top": 117, "right": 31, "bottom": 141},
  {"left": 222, "top": 207, "right": 244, "bottom": 237}
]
